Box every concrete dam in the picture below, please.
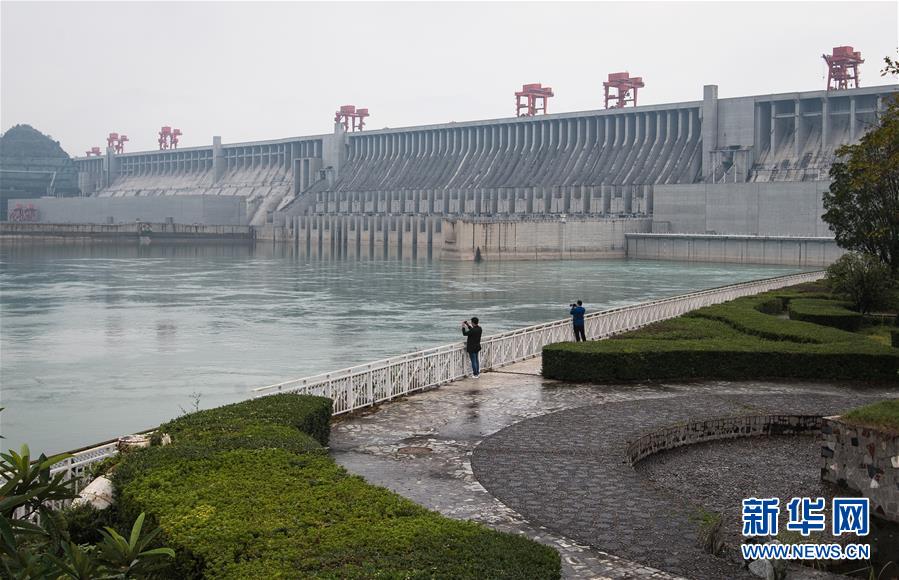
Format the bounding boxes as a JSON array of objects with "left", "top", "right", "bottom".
[{"left": 25, "top": 82, "right": 898, "bottom": 264}]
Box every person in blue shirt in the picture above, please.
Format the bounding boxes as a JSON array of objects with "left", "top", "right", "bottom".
[{"left": 570, "top": 300, "right": 586, "bottom": 342}]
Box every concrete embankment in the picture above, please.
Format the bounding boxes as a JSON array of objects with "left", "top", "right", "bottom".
[
  {"left": 0, "top": 222, "right": 254, "bottom": 244},
  {"left": 626, "top": 233, "right": 843, "bottom": 267},
  {"left": 256, "top": 215, "right": 652, "bottom": 261}
]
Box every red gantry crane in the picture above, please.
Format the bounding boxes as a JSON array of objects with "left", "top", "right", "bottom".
[
  {"left": 334, "top": 105, "right": 369, "bottom": 132},
  {"left": 106, "top": 132, "right": 129, "bottom": 153},
  {"left": 158, "top": 126, "right": 183, "bottom": 149},
  {"left": 85, "top": 146, "right": 102, "bottom": 157},
  {"left": 823, "top": 46, "right": 864, "bottom": 90},
  {"left": 603, "top": 72, "right": 644, "bottom": 109},
  {"left": 515, "top": 83, "right": 554, "bottom": 117}
]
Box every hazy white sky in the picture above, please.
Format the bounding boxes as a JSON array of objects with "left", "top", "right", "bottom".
[{"left": 2, "top": 1, "right": 897, "bottom": 156}]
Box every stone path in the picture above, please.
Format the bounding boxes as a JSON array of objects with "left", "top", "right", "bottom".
[{"left": 329, "top": 358, "right": 897, "bottom": 579}]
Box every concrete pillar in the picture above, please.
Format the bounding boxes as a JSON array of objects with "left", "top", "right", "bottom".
[
  {"left": 794, "top": 99, "right": 801, "bottom": 160},
  {"left": 821, "top": 97, "right": 829, "bottom": 148},
  {"left": 322, "top": 122, "right": 347, "bottom": 178},
  {"left": 770, "top": 101, "right": 777, "bottom": 154},
  {"left": 701, "top": 85, "right": 719, "bottom": 180},
  {"left": 602, "top": 185, "right": 612, "bottom": 214},
  {"left": 849, "top": 97, "right": 857, "bottom": 142},
  {"left": 213, "top": 136, "right": 225, "bottom": 184},
  {"left": 103, "top": 146, "right": 118, "bottom": 189}
]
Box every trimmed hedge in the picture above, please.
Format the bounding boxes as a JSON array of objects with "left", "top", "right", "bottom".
[
  {"left": 120, "top": 449, "right": 560, "bottom": 579},
  {"left": 543, "top": 289, "right": 899, "bottom": 383},
  {"left": 113, "top": 394, "right": 561, "bottom": 579},
  {"left": 159, "top": 394, "right": 333, "bottom": 447},
  {"left": 788, "top": 298, "right": 863, "bottom": 332}
]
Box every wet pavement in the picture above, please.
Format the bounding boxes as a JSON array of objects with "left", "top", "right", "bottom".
[{"left": 329, "top": 358, "right": 898, "bottom": 579}]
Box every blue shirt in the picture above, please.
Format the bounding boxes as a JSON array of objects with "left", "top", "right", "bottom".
[{"left": 570, "top": 305, "right": 586, "bottom": 325}]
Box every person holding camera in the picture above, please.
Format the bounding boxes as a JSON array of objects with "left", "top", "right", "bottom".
[
  {"left": 570, "top": 300, "right": 586, "bottom": 342},
  {"left": 462, "top": 317, "right": 482, "bottom": 378}
]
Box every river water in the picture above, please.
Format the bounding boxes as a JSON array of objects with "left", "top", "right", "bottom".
[{"left": 0, "top": 243, "right": 808, "bottom": 454}]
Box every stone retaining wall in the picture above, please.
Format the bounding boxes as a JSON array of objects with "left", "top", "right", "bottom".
[
  {"left": 821, "top": 417, "right": 899, "bottom": 522},
  {"left": 626, "top": 414, "right": 823, "bottom": 465}
]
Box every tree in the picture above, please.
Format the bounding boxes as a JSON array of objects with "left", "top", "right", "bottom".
[
  {"left": 826, "top": 252, "right": 893, "bottom": 314},
  {"left": 822, "top": 78, "right": 899, "bottom": 275}
]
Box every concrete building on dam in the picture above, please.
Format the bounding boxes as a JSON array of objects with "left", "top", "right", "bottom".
[{"left": 10, "top": 82, "right": 897, "bottom": 265}]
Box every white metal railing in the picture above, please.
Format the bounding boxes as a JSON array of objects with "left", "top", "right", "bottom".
[
  {"left": 40, "top": 270, "right": 823, "bottom": 483},
  {"left": 251, "top": 270, "right": 826, "bottom": 411}
]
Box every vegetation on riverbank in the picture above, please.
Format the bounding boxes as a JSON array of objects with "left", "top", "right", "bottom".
[
  {"left": 543, "top": 281, "right": 899, "bottom": 383},
  {"left": 108, "top": 394, "right": 561, "bottom": 579}
]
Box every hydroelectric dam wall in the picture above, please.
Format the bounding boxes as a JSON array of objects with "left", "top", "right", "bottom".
[{"left": 62, "top": 83, "right": 897, "bottom": 263}]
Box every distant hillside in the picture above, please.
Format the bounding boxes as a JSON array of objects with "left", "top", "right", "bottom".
[
  {"left": 0, "top": 124, "right": 71, "bottom": 159},
  {"left": 0, "top": 124, "right": 80, "bottom": 218}
]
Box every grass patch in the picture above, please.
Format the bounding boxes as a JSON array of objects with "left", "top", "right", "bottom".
[
  {"left": 841, "top": 399, "right": 899, "bottom": 432},
  {"left": 543, "top": 284, "right": 899, "bottom": 383},
  {"left": 113, "top": 394, "right": 561, "bottom": 579}
]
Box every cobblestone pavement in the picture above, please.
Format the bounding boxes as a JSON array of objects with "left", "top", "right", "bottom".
[{"left": 329, "top": 358, "right": 898, "bottom": 579}]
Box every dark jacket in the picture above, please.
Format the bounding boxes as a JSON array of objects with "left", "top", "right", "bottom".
[
  {"left": 462, "top": 324, "right": 482, "bottom": 353},
  {"left": 570, "top": 305, "right": 586, "bottom": 326}
]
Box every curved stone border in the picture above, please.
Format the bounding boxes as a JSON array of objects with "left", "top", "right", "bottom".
[
  {"left": 471, "top": 394, "right": 877, "bottom": 579},
  {"left": 626, "top": 414, "right": 823, "bottom": 465}
]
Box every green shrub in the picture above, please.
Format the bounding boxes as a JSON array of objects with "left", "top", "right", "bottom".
[
  {"left": 62, "top": 504, "right": 121, "bottom": 545},
  {"left": 114, "top": 394, "right": 561, "bottom": 579},
  {"left": 160, "top": 393, "right": 332, "bottom": 447},
  {"left": 543, "top": 287, "right": 899, "bottom": 383},
  {"left": 119, "top": 449, "right": 560, "bottom": 579},
  {"left": 826, "top": 252, "right": 894, "bottom": 314},
  {"left": 892, "top": 330, "right": 899, "bottom": 348},
  {"left": 788, "top": 298, "right": 863, "bottom": 332},
  {"left": 543, "top": 338, "right": 898, "bottom": 382},
  {"left": 112, "top": 425, "right": 324, "bottom": 487},
  {"left": 689, "top": 295, "right": 857, "bottom": 344}
]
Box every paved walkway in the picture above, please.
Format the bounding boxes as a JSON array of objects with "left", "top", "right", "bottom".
[{"left": 329, "top": 358, "right": 897, "bottom": 579}]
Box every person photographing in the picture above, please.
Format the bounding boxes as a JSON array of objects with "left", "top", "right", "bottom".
[
  {"left": 462, "top": 317, "right": 482, "bottom": 378},
  {"left": 569, "top": 300, "right": 586, "bottom": 342}
]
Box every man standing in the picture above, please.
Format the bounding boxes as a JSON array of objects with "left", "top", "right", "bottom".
[
  {"left": 462, "top": 317, "right": 482, "bottom": 378},
  {"left": 570, "top": 300, "right": 586, "bottom": 342}
]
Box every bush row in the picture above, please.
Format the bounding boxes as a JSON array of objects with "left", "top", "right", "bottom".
[
  {"left": 691, "top": 295, "right": 856, "bottom": 344},
  {"left": 159, "top": 393, "right": 333, "bottom": 447},
  {"left": 787, "top": 298, "right": 863, "bottom": 332},
  {"left": 543, "top": 289, "right": 899, "bottom": 383},
  {"left": 543, "top": 335, "right": 898, "bottom": 382},
  {"left": 113, "top": 394, "right": 561, "bottom": 579}
]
